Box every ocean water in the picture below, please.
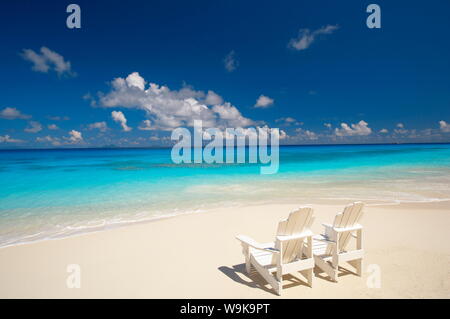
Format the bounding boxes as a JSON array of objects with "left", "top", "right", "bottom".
[{"left": 1, "top": 144, "right": 450, "bottom": 247}]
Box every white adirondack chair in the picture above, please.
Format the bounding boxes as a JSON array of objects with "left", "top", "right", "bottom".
[
  {"left": 313, "top": 202, "right": 364, "bottom": 282},
  {"left": 236, "top": 207, "right": 315, "bottom": 295}
]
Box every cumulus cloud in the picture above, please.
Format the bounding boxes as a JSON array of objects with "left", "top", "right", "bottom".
[
  {"left": 275, "top": 117, "right": 302, "bottom": 127},
  {"left": 96, "top": 72, "right": 254, "bottom": 130},
  {"left": 294, "top": 128, "right": 318, "bottom": 140},
  {"left": 36, "top": 135, "right": 62, "bottom": 146},
  {"left": 0, "top": 135, "right": 24, "bottom": 143},
  {"left": 324, "top": 123, "right": 332, "bottom": 128},
  {"left": 20, "top": 47, "right": 74, "bottom": 76},
  {"left": 439, "top": 120, "right": 450, "bottom": 133},
  {"left": 254, "top": 95, "right": 274, "bottom": 108},
  {"left": 335, "top": 120, "right": 372, "bottom": 137},
  {"left": 288, "top": 25, "right": 339, "bottom": 51},
  {"left": 212, "top": 103, "right": 254, "bottom": 127},
  {"left": 205, "top": 90, "right": 223, "bottom": 105},
  {"left": 0, "top": 107, "right": 31, "bottom": 120},
  {"left": 88, "top": 121, "right": 108, "bottom": 132},
  {"left": 48, "top": 124, "right": 59, "bottom": 130},
  {"left": 138, "top": 120, "right": 154, "bottom": 131},
  {"left": 36, "top": 130, "right": 83, "bottom": 146},
  {"left": 68, "top": 130, "right": 83, "bottom": 143},
  {"left": 125, "top": 71, "right": 146, "bottom": 90},
  {"left": 270, "top": 129, "right": 288, "bottom": 140},
  {"left": 24, "top": 121, "right": 42, "bottom": 133},
  {"left": 379, "top": 128, "right": 389, "bottom": 134},
  {"left": 223, "top": 50, "right": 238, "bottom": 72},
  {"left": 111, "top": 111, "right": 132, "bottom": 132},
  {"left": 394, "top": 123, "right": 408, "bottom": 135}
]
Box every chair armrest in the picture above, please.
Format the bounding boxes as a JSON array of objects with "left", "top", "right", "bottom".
[
  {"left": 323, "top": 223, "right": 363, "bottom": 233},
  {"left": 313, "top": 234, "right": 336, "bottom": 245},
  {"left": 276, "top": 230, "right": 313, "bottom": 242},
  {"left": 236, "top": 235, "right": 280, "bottom": 254}
]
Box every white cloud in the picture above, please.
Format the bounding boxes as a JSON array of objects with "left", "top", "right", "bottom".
[
  {"left": 24, "top": 121, "right": 42, "bottom": 133},
  {"left": 111, "top": 111, "right": 132, "bottom": 132},
  {"left": 20, "top": 47, "right": 74, "bottom": 76},
  {"left": 36, "top": 130, "right": 83, "bottom": 146},
  {"left": 36, "top": 135, "right": 62, "bottom": 146},
  {"left": 254, "top": 95, "right": 274, "bottom": 108},
  {"left": 48, "top": 124, "right": 59, "bottom": 130},
  {"left": 439, "top": 120, "right": 450, "bottom": 133},
  {"left": 324, "top": 123, "right": 332, "bottom": 128},
  {"left": 223, "top": 50, "right": 238, "bottom": 72},
  {"left": 205, "top": 90, "right": 223, "bottom": 105},
  {"left": 288, "top": 25, "right": 339, "bottom": 51},
  {"left": 394, "top": 123, "right": 408, "bottom": 135},
  {"left": 294, "top": 128, "right": 318, "bottom": 140},
  {"left": 379, "top": 128, "right": 388, "bottom": 134},
  {"left": 335, "top": 120, "right": 372, "bottom": 137},
  {"left": 276, "top": 117, "right": 301, "bottom": 126},
  {"left": 88, "top": 121, "right": 108, "bottom": 132},
  {"left": 212, "top": 103, "right": 253, "bottom": 127},
  {"left": 270, "top": 129, "right": 288, "bottom": 140},
  {"left": 0, "top": 135, "right": 24, "bottom": 143},
  {"left": 96, "top": 72, "right": 254, "bottom": 130},
  {"left": 138, "top": 120, "right": 154, "bottom": 131},
  {"left": 68, "top": 130, "right": 83, "bottom": 143},
  {"left": 0, "top": 107, "right": 31, "bottom": 120},
  {"left": 125, "top": 71, "right": 146, "bottom": 90}
]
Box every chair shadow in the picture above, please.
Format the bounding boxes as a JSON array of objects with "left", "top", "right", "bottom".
[
  {"left": 218, "top": 263, "right": 310, "bottom": 295},
  {"left": 313, "top": 264, "right": 359, "bottom": 282}
]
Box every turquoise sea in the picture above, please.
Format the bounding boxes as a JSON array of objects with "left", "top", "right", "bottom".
[{"left": 1, "top": 144, "right": 450, "bottom": 247}]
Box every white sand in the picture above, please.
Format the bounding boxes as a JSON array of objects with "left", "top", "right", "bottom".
[{"left": 0, "top": 201, "right": 449, "bottom": 298}]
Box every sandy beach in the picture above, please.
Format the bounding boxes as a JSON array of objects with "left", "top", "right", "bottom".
[{"left": 0, "top": 201, "right": 449, "bottom": 298}]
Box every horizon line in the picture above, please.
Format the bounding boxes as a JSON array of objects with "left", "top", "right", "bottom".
[{"left": 1, "top": 141, "right": 450, "bottom": 151}]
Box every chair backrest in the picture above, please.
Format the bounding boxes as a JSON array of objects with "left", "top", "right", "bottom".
[
  {"left": 326, "top": 202, "right": 364, "bottom": 254},
  {"left": 275, "top": 207, "right": 314, "bottom": 264}
]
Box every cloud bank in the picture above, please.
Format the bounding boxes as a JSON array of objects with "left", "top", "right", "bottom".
[
  {"left": 335, "top": 120, "right": 372, "bottom": 137},
  {"left": 96, "top": 72, "right": 254, "bottom": 130}
]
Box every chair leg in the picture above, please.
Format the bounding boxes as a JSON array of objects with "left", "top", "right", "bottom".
[
  {"left": 314, "top": 256, "right": 338, "bottom": 282},
  {"left": 300, "top": 268, "right": 313, "bottom": 287},
  {"left": 275, "top": 269, "right": 282, "bottom": 295},
  {"left": 245, "top": 257, "right": 251, "bottom": 273},
  {"left": 355, "top": 258, "right": 362, "bottom": 276},
  {"left": 275, "top": 282, "right": 282, "bottom": 296},
  {"left": 331, "top": 268, "right": 338, "bottom": 282},
  {"left": 307, "top": 268, "right": 313, "bottom": 287},
  {"left": 242, "top": 244, "right": 252, "bottom": 273}
]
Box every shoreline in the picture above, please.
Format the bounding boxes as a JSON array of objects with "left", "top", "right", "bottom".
[
  {"left": 0, "top": 200, "right": 449, "bottom": 298},
  {"left": 2, "top": 197, "right": 450, "bottom": 250}
]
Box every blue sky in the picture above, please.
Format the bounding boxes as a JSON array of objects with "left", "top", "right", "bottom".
[{"left": 0, "top": 0, "right": 449, "bottom": 148}]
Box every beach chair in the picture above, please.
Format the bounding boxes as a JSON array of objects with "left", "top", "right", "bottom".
[
  {"left": 313, "top": 202, "right": 364, "bottom": 282},
  {"left": 236, "top": 207, "right": 315, "bottom": 295}
]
